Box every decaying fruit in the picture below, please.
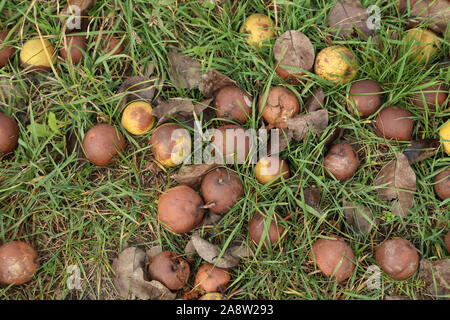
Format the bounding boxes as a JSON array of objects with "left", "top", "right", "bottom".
[
  {"left": 95, "top": 34, "right": 124, "bottom": 55},
  {"left": 347, "top": 80, "right": 384, "bottom": 117},
  {"left": 403, "top": 28, "right": 440, "bottom": 64},
  {"left": 433, "top": 168, "right": 450, "bottom": 200},
  {"left": 82, "top": 124, "right": 126, "bottom": 166},
  {"left": 374, "top": 106, "right": 414, "bottom": 141},
  {"left": 210, "top": 124, "right": 251, "bottom": 165},
  {"left": 199, "top": 292, "right": 225, "bottom": 300},
  {"left": 0, "top": 30, "right": 15, "bottom": 67},
  {"left": 323, "top": 142, "right": 359, "bottom": 181},
  {"left": 195, "top": 263, "right": 230, "bottom": 293},
  {"left": 147, "top": 251, "right": 190, "bottom": 291},
  {"left": 121, "top": 101, "right": 155, "bottom": 135},
  {"left": 274, "top": 30, "right": 315, "bottom": 84},
  {"left": 258, "top": 86, "right": 300, "bottom": 128},
  {"left": 0, "top": 241, "right": 39, "bottom": 286},
  {"left": 200, "top": 167, "right": 244, "bottom": 215},
  {"left": 214, "top": 85, "right": 252, "bottom": 124},
  {"left": 240, "top": 13, "right": 275, "bottom": 48},
  {"left": 410, "top": 82, "right": 447, "bottom": 111},
  {"left": 375, "top": 238, "right": 419, "bottom": 280},
  {"left": 20, "top": 38, "right": 56, "bottom": 71},
  {"left": 0, "top": 112, "right": 19, "bottom": 154},
  {"left": 314, "top": 45, "right": 357, "bottom": 84},
  {"left": 248, "top": 213, "right": 285, "bottom": 249},
  {"left": 60, "top": 35, "right": 87, "bottom": 64},
  {"left": 157, "top": 185, "right": 205, "bottom": 234},
  {"left": 439, "top": 120, "right": 450, "bottom": 155},
  {"left": 149, "top": 123, "right": 191, "bottom": 167},
  {"left": 255, "top": 155, "right": 289, "bottom": 185},
  {"left": 310, "top": 236, "right": 355, "bottom": 282}
]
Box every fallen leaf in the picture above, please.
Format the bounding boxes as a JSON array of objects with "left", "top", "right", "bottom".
[
  {"left": 191, "top": 233, "right": 240, "bottom": 268},
  {"left": 343, "top": 200, "right": 375, "bottom": 235},
  {"left": 327, "top": 0, "right": 373, "bottom": 39},
  {"left": 152, "top": 98, "right": 212, "bottom": 126},
  {"left": 273, "top": 30, "right": 315, "bottom": 74},
  {"left": 403, "top": 139, "right": 440, "bottom": 164},
  {"left": 112, "top": 247, "right": 176, "bottom": 300},
  {"left": 305, "top": 87, "right": 325, "bottom": 113},
  {"left": 117, "top": 76, "right": 158, "bottom": 110},
  {"left": 167, "top": 50, "right": 202, "bottom": 89},
  {"left": 303, "top": 186, "right": 322, "bottom": 211},
  {"left": 374, "top": 153, "right": 417, "bottom": 218},
  {"left": 420, "top": 259, "right": 450, "bottom": 299},
  {"left": 198, "top": 69, "right": 237, "bottom": 98},
  {"left": 286, "top": 110, "right": 329, "bottom": 141},
  {"left": 322, "top": 127, "right": 344, "bottom": 154},
  {"left": 145, "top": 245, "right": 162, "bottom": 260},
  {"left": 172, "top": 163, "right": 219, "bottom": 188},
  {"left": 398, "top": 0, "right": 450, "bottom": 35}
]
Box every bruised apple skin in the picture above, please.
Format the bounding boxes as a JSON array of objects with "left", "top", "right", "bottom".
[
  {"left": 347, "top": 80, "right": 384, "bottom": 117},
  {"left": 0, "top": 241, "right": 39, "bottom": 286},
  {"left": 199, "top": 292, "right": 225, "bottom": 300},
  {"left": 20, "top": 38, "right": 56, "bottom": 72},
  {"left": 82, "top": 124, "right": 126, "bottom": 166},
  {"left": 214, "top": 85, "right": 253, "bottom": 124},
  {"left": 310, "top": 236, "right": 355, "bottom": 282},
  {"left": 149, "top": 123, "right": 191, "bottom": 167},
  {"left": 121, "top": 101, "right": 155, "bottom": 135},
  {"left": 195, "top": 263, "right": 230, "bottom": 293},
  {"left": 0, "top": 30, "right": 15, "bottom": 67},
  {"left": 147, "top": 251, "right": 190, "bottom": 291},
  {"left": 60, "top": 35, "right": 87, "bottom": 64},
  {"left": 410, "top": 82, "right": 447, "bottom": 111},
  {"left": 258, "top": 86, "right": 300, "bottom": 129},
  {"left": 157, "top": 185, "right": 205, "bottom": 234},
  {"left": 248, "top": 213, "right": 285, "bottom": 249},
  {"left": 433, "top": 168, "right": 450, "bottom": 200},
  {"left": 374, "top": 106, "right": 414, "bottom": 141},
  {"left": 210, "top": 124, "right": 250, "bottom": 165},
  {"left": 314, "top": 46, "right": 357, "bottom": 85},
  {"left": 375, "top": 238, "right": 419, "bottom": 280},
  {"left": 200, "top": 168, "right": 244, "bottom": 215},
  {"left": 255, "top": 155, "right": 289, "bottom": 185},
  {"left": 0, "top": 112, "right": 19, "bottom": 154},
  {"left": 403, "top": 28, "right": 440, "bottom": 65},
  {"left": 445, "top": 231, "right": 450, "bottom": 253},
  {"left": 323, "top": 142, "right": 359, "bottom": 181}
]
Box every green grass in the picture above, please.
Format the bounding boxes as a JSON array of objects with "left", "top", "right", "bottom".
[{"left": 0, "top": 0, "right": 449, "bottom": 300}]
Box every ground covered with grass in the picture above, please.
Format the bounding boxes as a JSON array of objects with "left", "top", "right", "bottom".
[{"left": 0, "top": 0, "right": 449, "bottom": 300}]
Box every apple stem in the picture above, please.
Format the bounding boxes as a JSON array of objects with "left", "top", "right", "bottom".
[{"left": 200, "top": 203, "right": 216, "bottom": 210}]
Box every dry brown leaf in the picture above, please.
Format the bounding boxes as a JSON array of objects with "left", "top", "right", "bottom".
[
  {"left": 403, "top": 139, "right": 440, "bottom": 164},
  {"left": 343, "top": 200, "right": 375, "bottom": 235},
  {"left": 152, "top": 98, "right": 212, "bottom": 126},
  {"left": 167, "top": 50, "right": 202, "bottom": 89},
  {"left": 117, "top": 76, "right": 158, "bottom": 110},
  {"left": 286, "top": 110, "right": 329, "bottom": 141},
  {"left": 398, "top": 0, "right": 450, "bottom": 35},
  {"left": 172, "top": 163, "right": 219, "bottom": 188},
  {"left": 420, "top": 259, "right": 450, "bottom": 299},
  {"left": 374, "top": 153, "right": 417, "bottom": 218},
  {"left": 112, "top": 247, "right": 175, "bottom": 300},
  {"left": 303, "top": 186, "right": 322, "bottom": 211},
  {"left": 305, "top": 87, "right": 325, "bottom": 113},
  {"left": 273, "top": 30, "right": 315, "bottom": 73},
  {"left": 327, "top": 0, "right": 373, "bottom": 39},
  {"left": 191, "top": 232, "right": 240, "bottom": 268},
  {"left": 198, "top": 69, "right": 237, "bottom": 98}
]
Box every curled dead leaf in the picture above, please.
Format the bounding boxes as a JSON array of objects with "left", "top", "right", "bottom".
[
  {"left": 172, "top": 163, "right": 219, "bottom": 189},
  {"left": 152, "top": 98, "right": 212, "bottom": 126},
  {"left": 305, "top": 87, "right": 325, "bottom": 113},
  {"left": 286, "top": 110, "right": 329, "bottom": 141},
  {"left": 403, "top": 139, "right": 439, "bottom": 164},
  {"left": 117, "top": 76, "right": 158, "bottom": 110},
  {"left": 199, "top": 69, "right": 237, "bottom": 98},
  {"left": 327, "top": 0, "right": 373, "bottom": 39},
  {"left": 374, "top": 153, "right": 417, "bottom": 218},
  {"left": 398, "top": 0, "right": 450, "bottom": 35},
  {"left": 342, "top": 200, "right": 375, "bottom": 235},
  {"left": 420, "top": 258, "right": 450, "bottom": 299},
  {"left": 303, "top": 186, "right": 322, "bottom": 212},
  {"left": 167, "top": 50, "right": 202, "bottom": 89},
  {"left": 274, "top": 30, "right": 315, "bottom": 75},
  {"left": 191, "top": 233, "right": 240, "bottom": 268}
]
